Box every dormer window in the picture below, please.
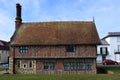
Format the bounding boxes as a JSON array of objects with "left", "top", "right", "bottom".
[
  {"left": 19, "top": 46, "right": 28, "bottom": 53},
  {"left": 66, "top": 45, "right": 76, "bottom": 52}
]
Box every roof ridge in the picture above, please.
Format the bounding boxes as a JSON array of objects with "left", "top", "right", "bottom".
[{"left": 22, "top": 21, "right": 94, "bottom": 24}]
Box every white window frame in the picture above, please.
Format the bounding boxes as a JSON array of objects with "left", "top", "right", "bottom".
[
  {"left": 118, "top": 45, "right": 120, "bottom": 52},
  {"left": 117, "top": 37, "right": 120, "bottom": 42},
  {"left": 23, "top": 63, "right": 27, "bottom": 69}
]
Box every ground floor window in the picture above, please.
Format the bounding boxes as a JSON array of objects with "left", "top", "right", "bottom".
[
  {"left": 63, "top": 62, "right": 92, "bottom": 70},
  {"left": 17, "top": 60, "right": 34, "bottom": 69},
  {"left": 85, "top": 62, "right": 92, "bottom": 70},
  {"left": 43, "top": 62, "right": 55, "bottom": 70},
  {"left": 17, "top": 60, "right": 20, "bottom": 68},
  {"left": 23, "top": 64, "right": 27, "bottom": 69},
  {"left": 29, "top": 61, "right": 33, "bottom": 68}
]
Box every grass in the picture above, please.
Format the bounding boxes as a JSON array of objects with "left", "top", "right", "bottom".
[
  {"left": 0, "top": 66, "right": 120, "bottom": 80},
  {"left": 0, "top": 74, "right": 120, "bottom": 80},
  {"left": 0, "top": 67, "right": 6, "bottom": 71}
]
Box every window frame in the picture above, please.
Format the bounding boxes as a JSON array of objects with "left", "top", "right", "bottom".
[
  {"left": 117, "top": 37, "right": 120, "bottom": 42},
  {"left": 19, "top": 46, "right": 28, "bottom": 53},
  {"left": 63, "top": 62, "right": 92, "bottom": 71},
  {"left": 29, "top": 61, "right": 33, "bottom": 68},
  {"left": 85, "top": 62, "right": 92, "bottom": 70},
  {"left": 118, "top": 45, "right": 120, "bottom": 52},
  {"left": 17, "top": 60, "right": 21, "bottom": 68},
  {"left": 43, "top": 62, "right": 55, "bottom": 70},
  {"left": 66, "top": 45, "right": 76, "bottom": 52},
  {"left": 23, "top": 64, "right": 27, "bottom": 69},
  {"left": 100, "top": 47, "right": 108, "bottom": 54}
]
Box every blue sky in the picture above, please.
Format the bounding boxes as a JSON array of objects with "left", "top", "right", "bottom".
[{"left": 0, "top": 0, "right": 120, "bottom": 41}]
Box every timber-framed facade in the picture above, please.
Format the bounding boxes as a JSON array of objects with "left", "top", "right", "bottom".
[{"left": 9, "top": 3, "right": 101, "bottom": 74}]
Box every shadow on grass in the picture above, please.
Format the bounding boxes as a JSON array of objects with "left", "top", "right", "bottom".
[{"left": 97, "top": 67, "right": 107, "bottom": 74}]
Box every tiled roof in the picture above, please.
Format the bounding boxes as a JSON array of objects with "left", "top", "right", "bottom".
[
  {"left": 108, "top": 32, "right": 120, "bottom": 36},
  {"left": 0, "top": 41, "right": 4, "bottom": 46},
  {"left": 101, "top": 39, "right": 109, "bottom": 45},
  {"left": 0, "top": 40, "right": 9, "bottom": 46},
  {"left": 0, "top": 46, "right": 9, "bottom": 50},
  {"left": 0, "top": 40, "right": 9, "bottom": 50},
  {"left": 102, "top": 32, "right": 120, "bottom": 39},
  {"left": 11, "top": 21, "right": 101, "bottom": 45}
]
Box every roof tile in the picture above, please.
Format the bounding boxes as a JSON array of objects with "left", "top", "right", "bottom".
[{"left": 11, "top": 21, "right": 101, "bottom": 45}]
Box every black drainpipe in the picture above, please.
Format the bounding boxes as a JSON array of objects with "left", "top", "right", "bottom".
[{"left": 13, "top": 47, "right": 15, "bottom": 74}]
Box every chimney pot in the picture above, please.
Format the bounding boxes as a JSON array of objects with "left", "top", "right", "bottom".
[{"left": 16, "top": 3, "right": 21, "bottom": 18}]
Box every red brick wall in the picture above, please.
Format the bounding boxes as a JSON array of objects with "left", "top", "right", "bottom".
[
  {"left": 57, "top": 60, "right": 63, "bottom": 70},
  {"left": 11, "top": 45, "right": 97, "bottom": 74},
  {"left": 9, "top": 47, "right": 13, "bottom": 57},
  {"left": 13, "top": 45, "right": 96, "bottom": 58}
]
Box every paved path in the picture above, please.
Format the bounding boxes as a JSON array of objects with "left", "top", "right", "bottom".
[{"left": 0, "top": 70, "right": 8, "bottom": 74}]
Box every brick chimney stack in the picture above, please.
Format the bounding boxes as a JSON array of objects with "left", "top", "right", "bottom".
[{"left": 15, "top": 3, "right": 22, "bottom": 29}]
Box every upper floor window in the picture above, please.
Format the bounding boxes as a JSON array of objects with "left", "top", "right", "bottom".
[
  {"left": 117, "top": 37, "right": 120, "bottom": 42},
  {"left": 19, "top": 46, "right": 28, "bottom": 53},
  {"left": 100, "top": 47, "right": 108, "bottom": 54},
  {"left": 66, "top": 45, "right": 76, "bottom": 52}
]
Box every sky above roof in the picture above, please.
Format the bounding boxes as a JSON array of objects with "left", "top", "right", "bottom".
[{"left": 0, "top": 0, "right": 120, "bottom": 41}]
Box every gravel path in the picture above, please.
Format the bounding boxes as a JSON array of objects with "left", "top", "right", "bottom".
[{"left": 0, "top": 70, "right": 8, "bottom": 74}]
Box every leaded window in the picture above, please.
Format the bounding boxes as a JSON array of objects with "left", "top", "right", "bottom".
[
  {"left": 66, "top": 45, "right": 76, "bottom": 52},
  {"left": 85, "top": 63, "right": 92, "bottom": 70},
  {"left": 63, "top": 62, "right": 92, "bottom": 70},
  {"left": 17, "top": 61, "right": 20, "bottom": 68},
  {"left": 29, "top": 61, "right": 33, "bottom": 68},
  {"left": 43, "top": 62, "right": 55, "bottom": 70},
  {"left": 19, "top": 46, "right": 28, "bottom": 53}
]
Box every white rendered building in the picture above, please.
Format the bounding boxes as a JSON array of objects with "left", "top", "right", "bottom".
[
  {"left": 97, "top": 32, "right": 120, "bottom": 63},
  {"left": 0, "top": 40, "right": 9, "bottom": 64}
]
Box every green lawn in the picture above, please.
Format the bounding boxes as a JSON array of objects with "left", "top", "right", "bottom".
[
  {"left": 0, "top": 66, "right": 120, "bottom": 80},
  {"left": 0, "top": 74, "right": 120, "bottom": 80}
]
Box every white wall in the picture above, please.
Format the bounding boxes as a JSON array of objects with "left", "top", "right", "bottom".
[
  {"left": 97, "top": 45, "right": 109, "bottom": 63},
  {"left": 0, "top": 50, "right": 9, "bottom": 64},
  {"left": 97, "top": 36, "right": 120, "bottom": 63},
  {"left": 107, "top": 37, "right": 120, "bottom": 62},
  {"left": 97, "top": 55, "right": 102, "bottom": 63}
]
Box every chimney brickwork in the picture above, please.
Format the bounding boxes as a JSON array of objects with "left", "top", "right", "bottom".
[{"left": 15, "top": 3, "right": 22, "bottom": 29}]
